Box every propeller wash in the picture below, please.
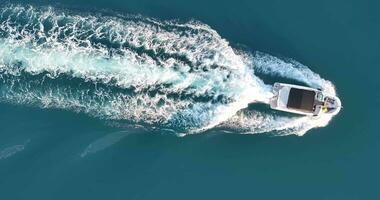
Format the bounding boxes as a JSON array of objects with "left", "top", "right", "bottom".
[{"left": 0, "top": 5, "right": 340, "bottom": 136}]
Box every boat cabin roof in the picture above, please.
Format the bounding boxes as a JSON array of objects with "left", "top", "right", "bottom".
[{"left": 287, "top": 88, "right": 316, "bottom": 112}]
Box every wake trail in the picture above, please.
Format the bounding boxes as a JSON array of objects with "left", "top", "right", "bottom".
[{"left": 0, "top": 5, "right": 338, "bottom": 136}]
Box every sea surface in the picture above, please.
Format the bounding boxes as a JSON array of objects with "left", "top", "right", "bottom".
[{"left": 0, "top": 0, "right": 378, "bottom": 199}]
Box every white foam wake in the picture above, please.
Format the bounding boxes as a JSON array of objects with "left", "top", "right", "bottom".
[{"left": 0, "top": 5, "right": 339, "bottom": 136}]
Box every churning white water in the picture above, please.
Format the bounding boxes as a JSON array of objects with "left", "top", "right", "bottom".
[{"left": 0, "top": 5, "right": 338, "bottom": 136}]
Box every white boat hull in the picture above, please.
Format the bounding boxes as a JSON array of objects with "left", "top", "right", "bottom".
[{"left": 270, "top": 83, "right": 341, "bottom": 116}]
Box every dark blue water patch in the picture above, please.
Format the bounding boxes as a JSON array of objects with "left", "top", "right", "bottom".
[{"left": 0, "top": 69, "right": 232, "bottom": 103}]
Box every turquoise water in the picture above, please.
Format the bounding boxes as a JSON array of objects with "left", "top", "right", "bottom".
[{"left": 0, "top": 0, "right": 378, "bottom": 199}]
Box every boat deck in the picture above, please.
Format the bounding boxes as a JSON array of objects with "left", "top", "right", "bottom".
[{"left": 286, "top": 88, "right": 316, "bottom": 112}]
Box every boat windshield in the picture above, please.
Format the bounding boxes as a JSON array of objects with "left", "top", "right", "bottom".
[{"left": 287, "top": 88, "right": 316, "bottom": 112}]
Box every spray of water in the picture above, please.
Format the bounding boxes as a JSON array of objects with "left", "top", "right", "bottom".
[{"left": 0, "top": 5, "right": 338, "bottom": 136}]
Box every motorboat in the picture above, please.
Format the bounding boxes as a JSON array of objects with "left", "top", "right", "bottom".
[{"left": 269, "top": 83, "right": 341, "bottom": 116}]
